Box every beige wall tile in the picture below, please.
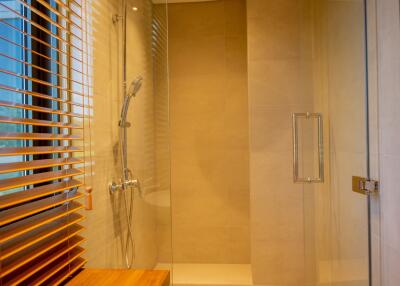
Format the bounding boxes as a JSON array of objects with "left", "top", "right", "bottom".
[
  {"left": 247, "top": 1, "right": 302, "bottom": 61},
  {"left": 247, "top": 0, "right": 315, "bottom": 285},
  {"left": 168, "top": 1, "right": 225, "bottom": 39},
  {"left": 169, "top": 0, "right": 250, "bottom": 264}
]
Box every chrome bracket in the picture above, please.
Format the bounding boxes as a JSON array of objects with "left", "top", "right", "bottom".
[
  {"left": 352, "top": 176, "right": 379, "bottom": 195},
  {"left": 118, "top": 120, "right": 131, "bottom": 128}
]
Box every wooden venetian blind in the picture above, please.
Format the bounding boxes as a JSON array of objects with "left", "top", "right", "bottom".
[{"left": 0, "top": 0, "right": 92, "bottom": 285}]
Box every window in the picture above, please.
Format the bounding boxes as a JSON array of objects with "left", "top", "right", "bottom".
[
  {"left": 0, "top": 1, "right": 90, "bottom": 284},
  {"left": 0, "top": 1, "right": 24, "bottom": 189}
]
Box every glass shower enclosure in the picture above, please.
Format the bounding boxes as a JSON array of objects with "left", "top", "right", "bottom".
[{"left": 84, "top": 0, "right": 379, "bottom": 285}]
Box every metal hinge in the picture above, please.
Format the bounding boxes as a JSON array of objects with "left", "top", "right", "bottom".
[{"left": 352, "top": 176, "right": 379, "bottom": 195}]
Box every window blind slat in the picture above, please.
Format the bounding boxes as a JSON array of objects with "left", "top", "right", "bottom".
[
  {"left": 0, "top": 100, "right": 84, "bottom": 118},
  {"left": 0, "top": 83, "right": 86, "bottom": 107},
  {"left": 0, "top": 204, "right": 84, "bottom": 244},
  {"left": 0, "top": 54, "right": 88, "bottom": 90},
  {"left": 0, "top": 68, "right": 86, "bottom": 96},
  {"left": 0, "top": 116, "right": 83, "bottom": 129},
  {"left": 36, "top": 0, "right": 82, "bottom": 25},
  {"left": 0, "top": 18, "right": 86, "bottom": 66},
  {"left": 0, "top": 146, "right": 84, "bottom": 157},
  {"left": 0, "top": 192, "right": 83, "bottom": 226},
  {"left": 1, "top": 220, "right": 84, "bottom": 260},
  {"left": 12, "top": 3, "right": 90, "bottom": 53},
  {"left": 0, "top": 132, "right": 83, "bottom": 141},
  {"left": 0, "top": 169, "right": 83, "bottom": 192},
  {"left": 16, "top": 0, "right": 70, "bottom": 34},
  {"left": 0, "top": 157, "right": 83, "bottom": 174},
  {"left": 28, "top": 252, "right": 86, "bottom": 286},
  {"left": 3, "top": 239, "right": 84, "bottom": 286},
  {"left": 0, "top": 179, "right": 83, "bottom": 209},
  {"left": 1, "top": 231, "right": 84, "bottom": 278},
  {"left": 40, "top": 256, "right": 87, "bottom": 286},
  {"left": 0, "top": 34, "right": 84, "bottom": 77},
  {"left": 0, "top": 2, "right": 84, "bottom": 52}
]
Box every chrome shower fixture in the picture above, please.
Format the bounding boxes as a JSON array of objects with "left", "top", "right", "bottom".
[
  {"left": 112, "top": 14, "right": 123, "bottom": 24},
  {"left": 108, "top": 75, "right": 143, "bottom": 269},
  {"left": 127, "top": 76, "right": 143, "bottom": 98},
  {"left": 110, "top": 76, "right": 143, "bottom": 195},
  {"left": 119, "top": 76, "right": 143, "bottom": 128}
]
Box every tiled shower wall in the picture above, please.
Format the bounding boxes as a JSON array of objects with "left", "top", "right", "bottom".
[
  {"left": 247, "top": 0, "right": 313, "bottom": 284},
  {"left": 168, "top": 0, "right": 250, "bottom": 263},
  {"left": 247, "top": 1, "right": 376, "bottom": 285}
]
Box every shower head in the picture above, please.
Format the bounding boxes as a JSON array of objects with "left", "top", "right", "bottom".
[{"left": 127, "top": 76, "right": 143, "bottom": 97}]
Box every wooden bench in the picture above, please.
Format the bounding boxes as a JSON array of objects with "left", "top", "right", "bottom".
[{"left": 66, "top": 269, "right": 170, "bottom": 286}]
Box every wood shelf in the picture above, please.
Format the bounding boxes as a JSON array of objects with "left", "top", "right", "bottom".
[{"left": 67, "top": 269, "right": 170, "bottom": 286}]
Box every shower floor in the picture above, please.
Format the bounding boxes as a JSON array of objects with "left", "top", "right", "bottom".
[{"left": 157, "top": 263, "right": 253, "bottom": 286}]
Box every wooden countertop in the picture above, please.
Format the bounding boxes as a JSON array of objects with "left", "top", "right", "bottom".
[{"left": 66, "top": 269, "right": 170, "bottom": 286}]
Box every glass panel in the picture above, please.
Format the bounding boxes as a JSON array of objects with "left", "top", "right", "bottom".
[
  {"left": 124, "top": 0, "right": 171, "bottom": 270},
  {"left": 84, "top": 0, "right": 171, "bottom": 272},
  {"left": 303, "top": 0, "right": 370, "bottom": 285}
]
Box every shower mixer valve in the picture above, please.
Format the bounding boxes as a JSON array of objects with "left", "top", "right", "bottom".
[{"left": 109, "top": 177, "right": 140, "bottom": 195}]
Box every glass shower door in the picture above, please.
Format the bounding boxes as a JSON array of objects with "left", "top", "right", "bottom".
[{"left": 299, "top": 0, "right": 375, "bottom": 285}]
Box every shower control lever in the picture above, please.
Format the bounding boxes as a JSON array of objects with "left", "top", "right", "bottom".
[{"left": 124, "top": 178, "right": 139, "bottom": 189}]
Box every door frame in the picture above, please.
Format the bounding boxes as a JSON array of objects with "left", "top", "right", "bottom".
[{"left": 365, "top": 0, "right": 381, "bottom": 285}]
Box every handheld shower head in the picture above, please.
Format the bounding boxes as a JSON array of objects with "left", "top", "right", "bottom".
[
  {"left": 119, "top": 76, "right": 143, "bottom": 127},
  {"left": 127, "top": 76, "right": 143, "bottom": 97}
]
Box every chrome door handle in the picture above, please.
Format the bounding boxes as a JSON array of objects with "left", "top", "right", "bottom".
[{"left": 292, "top": 112, "right": 324, "bottom": 183}]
